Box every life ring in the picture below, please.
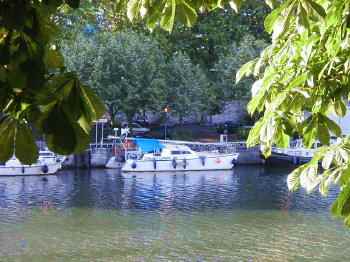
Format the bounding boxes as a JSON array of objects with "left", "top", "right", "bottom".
[
  {"left": 215, "top": 158, "right": 222, "bottom": 164},
  {"left": 131, "top": 161, "right": 137, "bottom": 169},
  {"left": 153, "top": 159, "right": 157, "bottom": 170},
  {"left": 199, "top": 156, "right": 206, "bottom": 166},
  {"left": 183, "top": 159, "right": 187, "bottom": 169},
  {"left": 172, "top": 158, "right": 177, "bottom": 169},
  {"left": 41, "top": 165, "right": 49, "bottom": 174}
]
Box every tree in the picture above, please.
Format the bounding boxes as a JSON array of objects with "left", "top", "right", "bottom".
[
  {"left": 156, "top": 1, "right": 269, "bottom": 70},
  {"left": 164, "top": 52, "right": 209, "bottom": 123},
  {"left": 212, "top": 34, "right": 268, "bottom": 100},
  {"left": 62, "top": 30, "right": 167, "bottom": 123}
]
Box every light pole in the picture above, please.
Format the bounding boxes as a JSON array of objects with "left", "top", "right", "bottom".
[{"left": 164, "top": 106, "right": 169, "bottom": 140}]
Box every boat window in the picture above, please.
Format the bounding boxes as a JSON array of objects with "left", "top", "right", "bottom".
[
  {"left": 171, "top": 151, "right": 182, "bottom": 155},
  {"left": 40, "top": 152, "right": 53, "bottom": 156},
  {"left": 171, "top": 150, "right": 192, "bottom": 155}
]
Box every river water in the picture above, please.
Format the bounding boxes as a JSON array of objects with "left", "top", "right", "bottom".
[{"left": 0, "top": 166, "right": 349, "bottom": 261}]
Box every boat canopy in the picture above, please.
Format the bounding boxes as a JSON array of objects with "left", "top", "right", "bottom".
[{"left": 134, "top": 138, "right": 164, "bottom": 153}]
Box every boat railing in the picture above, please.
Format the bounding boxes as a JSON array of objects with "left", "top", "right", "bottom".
[
  {"left": 161, "top": 140, "right": 249, "bottom": 153},
  {"left": 92, "top": 138, "right": 251, "bottom": 154}
]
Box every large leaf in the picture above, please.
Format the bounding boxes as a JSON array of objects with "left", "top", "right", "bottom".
[
  {"left": 176, "top": 1, "right": 197, "bottom": 27},
  {"left": 332, "top": 182, "right": 350, "bottom": 217},
  {"left": 160, "top": 0, "right": 176, "bottom": 31},
  {"left": 15, "top": 122, "right": 38, "bottom": 164},
  {"left": 322, "top": 115, "right": 342, "bottom": 137},
  {"left": 127, "top": 0, "right": 141, "bottom": 22},
  {"left": 236, "top": 59, "right": 257, "bottom": 83},
  {"left": 80, "top": 85, "right": 106, "bottom": 121},
  {"left": 305, "top": 0, "right": 326, "bottom": 19},
  {"left": 44, "top": 105, "right": 77, "bottom": 155},
  {"left": 0, "top": 117, "right": 16, "bottom": 162},
  {"left": 229, "top": 0, "right": 241, "bottom": 13}
]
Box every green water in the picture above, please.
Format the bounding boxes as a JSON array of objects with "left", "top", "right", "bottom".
[{"left": 0, "top": 166, "right": 349, "bottom": 261}]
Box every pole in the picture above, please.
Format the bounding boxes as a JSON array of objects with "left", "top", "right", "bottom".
[
  {"left": 95, "top": 122, "right": 98, "bottom": 149},
  {"left": 100, "top": 122, "right": 104, "bottom": 147},
  {"left": 165, "top": 112, "right": 167, "bottom": 140}
]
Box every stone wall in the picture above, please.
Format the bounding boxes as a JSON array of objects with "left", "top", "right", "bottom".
[{"left": 207, "top": 100, "right": 248, "bottom": 124}]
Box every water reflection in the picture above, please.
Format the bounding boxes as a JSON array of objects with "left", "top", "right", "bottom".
[
  {"left": 0, "top": 166, "right": 339, "bottom": 221},
  {"left": 0, "top": 166, "right": 348, "bottom": 261}
]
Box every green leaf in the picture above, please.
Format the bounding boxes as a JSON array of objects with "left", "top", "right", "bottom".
[
  {"left": 71, "top": 122, "right": 91, "bottom": 153},
  {"left": 302, "top": 116, "right": 318, "bottom": 148},
  {"left": 287, "top": 165, "right": 306, "bottom": 191},
  {"left": 160, "top": 0, "right": 176, "bottom": 31},
  {"left": 80, "top": 85, "right": 106, "bottom": 121},
  {"left": 299, "top": 165, "right": 319, "bottom": 193},
  {"left": 236, "top": 59, "right": 257, "bottom": 83},
  {"left": 176, "top": 1, "right": 197, "bottom": 27},
  {"left": 246, "top": 119, "right": 264, "bottom": 147},
  {"left": 322, "top": 150, "right": 334, "bottom": 170},
  {"left": 265, "top": 0, "right": 278, "bottom": 9},
  {"left": 15, "top": 122, "right": 38, "bottom": 164},
  {"left": 264, "top": 7, "right": 280, "bottom": 34},
  {"left": 0, "top": 117, "right": 16, "bottom": 162},
  {"left": 296, "top": 3, "right": 310, "bottom": 33},
  {"left": 276, "top": 128, "right": 290, "bottom": 148},
  {"left": 318, "top": 121, "right": 330, "bottom": 145},
  {"left": 306, "top": 0, "right": 326, "bottom": 18},
  {"left": 332, "top": 182, "right": 350, "bottom": 217},
  {"left": 322, "top": 115, "right": 342, "bottom": 137},
  {"left": 334, "top": 100, "right": 347, "bottom": 117},
  {"left": 229, "top": 0, "right": 241, "bottom": 13},
  {"left": 127, "top": 0, "right": 141, "bottom": 22},
  {"left": 44, "top": 49, "right": 64, "bottom": 69},
  {"left": 44, "top": 105, "right": 77, "bottom": 155}
]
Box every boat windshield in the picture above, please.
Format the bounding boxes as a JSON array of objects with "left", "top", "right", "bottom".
[
  {"left": 40, "top": 152, "right": 54, "bottom": 156},
  {"left": 171, "top": 151, "right": 192, "bottom": 155}
]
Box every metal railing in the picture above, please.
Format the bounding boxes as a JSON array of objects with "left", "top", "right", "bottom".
[{"left": 89, "top": 139, "right": 252, "bottom": 154}]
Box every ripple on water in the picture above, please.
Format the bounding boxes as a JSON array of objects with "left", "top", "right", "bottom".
[{"left": 0, "top": 166, "right": 348, "bottom": 261}]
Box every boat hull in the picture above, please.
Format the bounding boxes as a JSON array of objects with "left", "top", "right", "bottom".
[
  {"left": 105, "top": 156, "right": 123, "bottom": 169},
  {"left": 122, "top": 154, "right": 237, "bottom": 172},
  {"left": 0, "top": 162, "right": 61, "bottom": 176}
]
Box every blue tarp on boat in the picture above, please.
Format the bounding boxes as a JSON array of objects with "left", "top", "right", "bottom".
[{"left": 133, "top": 138, "right": 164, "bottom": 153}]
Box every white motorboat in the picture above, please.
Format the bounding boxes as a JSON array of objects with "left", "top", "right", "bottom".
[
  {"left": 0, "top": 150, "right": 62, "bottom": 176},
  {"left": 122, "top": 144, "right": 238, "bottom": 172}
]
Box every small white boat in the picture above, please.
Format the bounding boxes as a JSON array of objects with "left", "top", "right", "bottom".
[
  {"left": 122, "top": 144, "right": 238, "bottom": 172},
  {"left": 0, "top": 150, "right": 62, "bottom": 176}
]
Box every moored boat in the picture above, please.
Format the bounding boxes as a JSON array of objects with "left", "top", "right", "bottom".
[
  {"left": 122, "top": 144, "right": 238, "bottom": 172},
  {"left": 0, "top": 150, "right": 62, "bottom": 176}
]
